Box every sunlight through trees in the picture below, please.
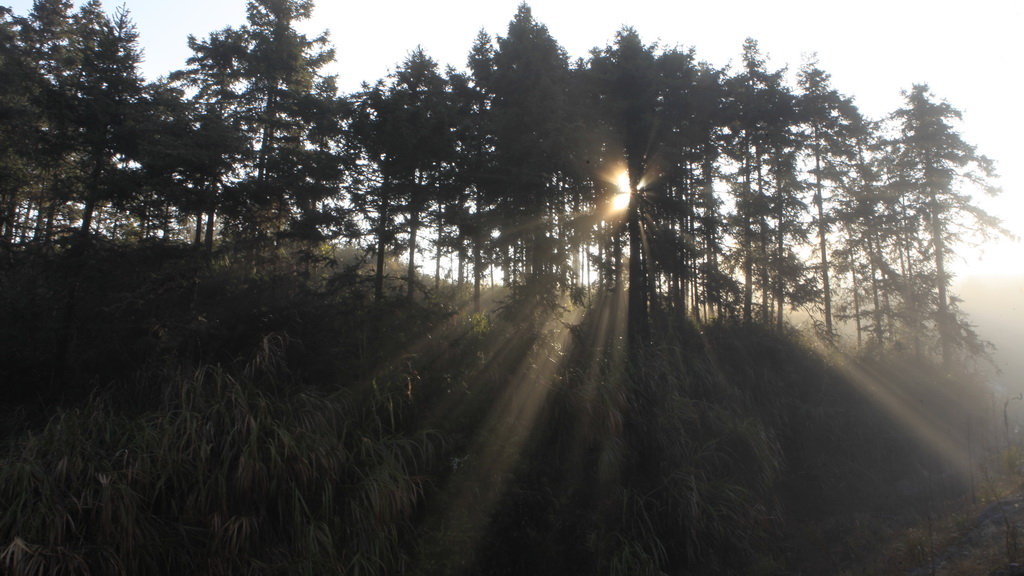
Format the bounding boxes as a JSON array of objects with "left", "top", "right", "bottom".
[
  {"left": 0, "top": 1, "right": 1013, "bottom": 574},
  {"left": 0, "top": 0, "right": 1003, "bottom": 361}
]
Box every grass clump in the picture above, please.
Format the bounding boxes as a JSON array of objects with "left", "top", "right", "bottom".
[{"left": 0, "top": 335, "right": 449, "bottom": 575}]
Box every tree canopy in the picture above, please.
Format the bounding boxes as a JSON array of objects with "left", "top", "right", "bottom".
[{"left": 0, "top": 0, "right": 1004, "bottom": 364}]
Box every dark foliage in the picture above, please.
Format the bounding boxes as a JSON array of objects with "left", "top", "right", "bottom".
[{"left": 0, "top": 1, "right": 1007, "bottom": 574}]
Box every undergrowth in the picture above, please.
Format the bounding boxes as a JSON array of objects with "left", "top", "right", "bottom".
[
  {"left": 0, "top": 244, "right": 1003, "bottom": 575},
  {"left": 0, "top": 335, "right": 449, "bottom": 575}
]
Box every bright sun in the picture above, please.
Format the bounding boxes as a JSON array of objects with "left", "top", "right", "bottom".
[
  {"left": 612, "top": 193, "right": 630, "bottom": 211},
  {"left": 612, "top": 172, "right": 631, "bottom": 211}
]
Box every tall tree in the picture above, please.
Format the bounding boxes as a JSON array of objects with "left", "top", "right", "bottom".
[
  {"left": 66, "top": 0, "right": 146, "bottom": 236},
  {"left": 723, "top": 39, "right": 785, "bottom": 323},
  {"left": 650, "top": 51, "right": 728, "bottom": 321},
  {"left": 351, "top": 48, "right": 457, "bottom": 301},
  {"left": 175, "top": 0, "right": 344, "bottom": 261},
  {"left": 170, "top": 26, "right": 249, "bottom": 252},
  {"left": 686, "top": 62, "right": 732, "bottom": 321},
  {"left": 832, "top": 124, "right": 891, "bottom": 350},
  {"left": 586, "top": 27, "right": 663, "bottom": 348},
  {"left": 348, "top": 79, "right": 403, "bottom": 302},
  {"left": 8, "top": 0, "right": 77, "bottom": 243},
  {"left": 0, "top": 6, "right": 36, "bottom": 244},
  {"left": 797, "top": 58, "right": 862, "bottom": 337},
  {"left": 456, "top": 31, "right": 500, "bottom": 312},
  {"left": 135, "top": 80, "right": 245, "bottom": 248},
  {"left": 886, "top": 84, "right": 1001, "bottom": 367},
  {"left": 488, "top": 3, "right": 573, "bottom": 296}
]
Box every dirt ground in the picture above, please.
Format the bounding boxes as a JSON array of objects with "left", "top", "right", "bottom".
[{"left": 906, "top": 489, "right": 1024, "bottom": 576}]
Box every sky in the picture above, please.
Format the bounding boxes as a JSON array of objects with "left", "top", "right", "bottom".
[{"left": 5, "top": 0, "right": 1022, "bottom": 280}]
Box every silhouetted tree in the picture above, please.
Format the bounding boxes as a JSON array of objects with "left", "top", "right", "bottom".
[
  {"left": 885, "top": 84, "right": 1001, "bottom": 366},
  {"left": 487, "top": 3, "right": 574, "bottom": 298},
  {"left": 586, "top": 27, "right": 662, "bottom": 349},
  {"left": 169, "top": 26, "right": 249, "bottom": 251},
  {"left": 449, "top": 43, "right": 499, "bottom": 311},
  {"left": 0, "top": 7, "right": 35, "bottom": 245},
  {"left": 175, "top": 0, "right": 344, "bottom": 263},
  {"left": 350, "top": 49, "right": 457, "bottom": 301},
  {"left": 796, "top": 58, "right": 862, "bottom": 337},
  {"left": 723, "top": 39, "right": 783, "bottom": 322},
  {"left": 71, "top": 2, "right": 147, "bottom": 235},
  {"left": 8, "top": 0, "right": 78, "bottom": 244}
]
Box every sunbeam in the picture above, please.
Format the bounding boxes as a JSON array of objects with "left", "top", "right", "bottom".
[
  {"left": 411, "top": 296, "right": 588, "bottom": 567},
  {"left": 834, "top": 359, "right": 979, "bottom": 481}
]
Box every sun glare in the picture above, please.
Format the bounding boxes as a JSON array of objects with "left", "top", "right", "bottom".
[
  {"left": 611, "top": 192, "right": 630, "bottom": 211},
  {"left": 612, "top": 172, "right": 631, "bottom": 211}
]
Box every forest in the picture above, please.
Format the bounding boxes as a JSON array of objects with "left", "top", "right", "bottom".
[{"left": 0, "top": 0, "right": 1015, "bottom": 574}]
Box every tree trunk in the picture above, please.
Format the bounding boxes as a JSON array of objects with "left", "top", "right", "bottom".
[
  {"left": 814, "top": 143, "right": 833, "bottom": 336},
  {"left": 434, "top": 222, "right": 443, "bottom": 291},
  {"left": 701, "top": 156, "right": 718, "bottom": 322},
  {"left": 930, "top": 199, "right": 952, "bottom": 368},
  {"left": 868, "top": 237, "right": 884, "bottom": 348},
  {"left": 613, "top": 224, "right": 623, "bottom": 290},
  {"left": 80, "top": 140, "right": 106, "bottom": 237},
  {"left": 776, "top": 282, "right": 784, "bottom": 328},
  {"left": 194, "top": 213, "right": 204, "bottom": 245},
  {"left": 457, "top": 241, "right": 466, "bottom": 289},
  {"left": 627, "top": 177, "right": 649, "bottom": 352},
  {"left": 407, "top": 208, "right": 419, "bottom": 300},
  {"left": 44, "top": 200, "right": 56, "bottom": 244},
  {"left": 33, "top": 199, "right": 46, "bottom": 242},
  {"left": 473, "top": 236, "right": 482, "bottom": 314},
  {"left": 852, "top": 266, "right": 863, "bottom": 350},
  {"left": 204, "top": 207, "right": 216, "bottom": 256},
  {"left": 776, "top": 176, "right": 786, "bottom": 329},
  {"left": 0, "top": 193, "right": 14, "bottom": 245},
  {"left": 80, "top": 197, "right": 96, "bottom": 236},
  {"left": 743, "top": 248, "right": 754, "bottom": 322},
  {"left": 374, "top": 196, "right": 390, "bottom": 303},
  {"left": 742, "top": 150, "right": 754, "bottom": 322}
]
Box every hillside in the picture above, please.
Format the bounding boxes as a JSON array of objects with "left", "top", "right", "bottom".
[
  {"left": 0, "top": 2, "right": 1015, "bottom": 571},
  {"left": 0, "top": 245, "right": 1008, "bottom": 574}
]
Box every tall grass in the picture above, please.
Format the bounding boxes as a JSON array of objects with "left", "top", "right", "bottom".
[
  {"left": 448, "top": 307, "right": 787, "bottom": 576},
  {"left": 0, "top": 244, "right": 998, "bottom": 574},
  {"left": 454, "top": 309, "right": 990, "bottom": 575},
  {"left": 0, "top": 335, "right": 448, "bottom": 575}
]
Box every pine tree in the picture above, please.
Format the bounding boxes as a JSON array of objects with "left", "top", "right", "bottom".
[
  {"left": 586, "top": 27, "right": 662, "bottom": 347},
  {"left": 135, "top": 80, "right": 245, "bottom": 248},
  {"left": 832, "top": 124, "right": 891, "bottom": 350},
  {"left": 175, "top": 0, "right": 344, "bottom": 262},
  {"left": 488, "top": 3, "right": 573, "bottom": 296},
  {"left": 67, "top": 0, "right": 146, "bottom": 236},
  {"left": 350, "top": 48, "right": 457, "bottom": 301},
  {"left": 886, "top": 84, "right": 1001, "bottom": 367},
  {"left": 649, "top": 49, "right": 727, "bottom": 321},
  {"left": 723, "top": 39, "right": 786, "bottom": 323},
  {"left": 796, "top": 58, "right": 862, "bottom": 337},
  {"left": 460, "top": 30, "right": 500, "bottom": 313},
  {"left": 0, "top": 7, "right": 36, "bottom": 244},
  {"left": 171, "top": 26, "right": 249, "bottom": 252}
]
